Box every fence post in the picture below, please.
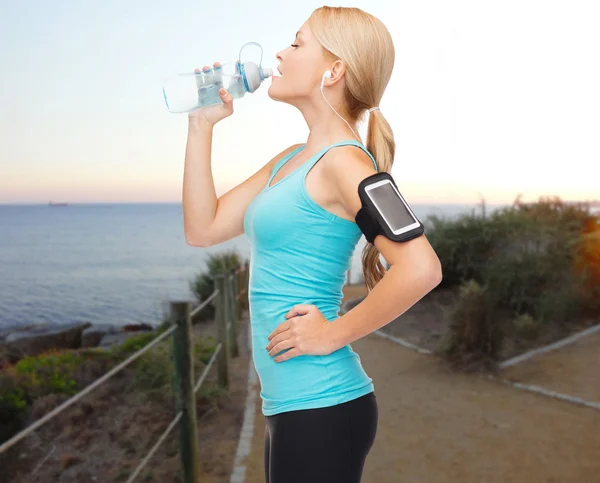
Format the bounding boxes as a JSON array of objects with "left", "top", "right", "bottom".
[
  {"left": 229, "top": 269, "right": 240, "bottom": 358},
  {"left": 170, "top": 301, "right": 199, "bottom": 483},
  {"left": 215, "top": 274, "right": 230, "bottom": 389}
]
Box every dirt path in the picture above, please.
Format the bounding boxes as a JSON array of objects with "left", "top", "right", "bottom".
[
  {"left": 501, "top": 327, "right": 600, "bottom": 403},
  {"left": 240, "top": 287, "right": 600, "bottom": 483}
]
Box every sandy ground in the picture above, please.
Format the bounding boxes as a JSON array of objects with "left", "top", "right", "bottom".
[
  {"left": 240, "top": 284, "right": 600, "bottom": 483},
  {"left": 501, "top": 328, "right": 600, "bottom": 403}
]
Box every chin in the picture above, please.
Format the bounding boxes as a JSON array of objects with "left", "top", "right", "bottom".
[
  {"left": 267, "top": 82, "right": 299, "bottom": 107},
  {"left": 267, "top": 83, "right": 284, "bottom": 102}
]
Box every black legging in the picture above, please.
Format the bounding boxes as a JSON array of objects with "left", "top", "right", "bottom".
[{"left": 264, "top": 391, "right": 378, "bottom": 483}]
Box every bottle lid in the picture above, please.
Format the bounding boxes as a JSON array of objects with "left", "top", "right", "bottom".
[
  {"left": 237, "top": 42, "right": 279, "bottom": 92},
  {"left": 261, "top": 67, "right": 274, "bottom": 78},
  {"left": 242, "top": 61, "right": 272, "bottom": 93}
]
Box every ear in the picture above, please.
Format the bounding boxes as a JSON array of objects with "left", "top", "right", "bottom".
[
  {"left": 327, "top": 60, "right": 346, "bottom": 85},
  {"left": 322, "top": 59, "right": 346, "bottom": 86}
]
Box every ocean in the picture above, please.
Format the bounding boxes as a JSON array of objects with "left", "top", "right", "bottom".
[{"left": 0, "top": 202, "right": 499, "bottom": 331}]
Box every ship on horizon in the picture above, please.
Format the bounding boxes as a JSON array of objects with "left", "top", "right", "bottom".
[{"left": 48, "top": 201, "right": 69, "bottom": 206}]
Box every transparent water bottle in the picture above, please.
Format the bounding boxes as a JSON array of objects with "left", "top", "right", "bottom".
[{"left": 162, "top": 42, "right": 277, "bottom": 113}]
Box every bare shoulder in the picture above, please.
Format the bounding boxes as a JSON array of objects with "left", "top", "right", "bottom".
[
  {"left": 323, "top": 145, "right": 378, "bottom": 219},
  {"left": 269, "top": 143, "right": 305, "bottom": 169},
  {"left": 324, "top": 144, "right": 377, "bottom": 176}
]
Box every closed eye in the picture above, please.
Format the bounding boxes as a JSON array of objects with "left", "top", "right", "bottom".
[{"left": 291, "top": 44, "right": 299, "bottom": 48}]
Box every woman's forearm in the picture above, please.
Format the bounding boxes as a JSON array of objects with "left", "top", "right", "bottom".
[
  {"left": 331, "top": 262, "right": 442, "bottom": 350},
  {"left": 182, "top": 118, "right": 217, "bottom": 246}
]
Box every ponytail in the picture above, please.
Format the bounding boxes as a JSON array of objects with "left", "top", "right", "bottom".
[{"left": 362, "top": 110, "right": 396, "bottom": 292}]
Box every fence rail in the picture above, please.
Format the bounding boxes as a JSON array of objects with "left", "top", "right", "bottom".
[{"left": 0, "top": 261, "right": 250, "bottom": 483}]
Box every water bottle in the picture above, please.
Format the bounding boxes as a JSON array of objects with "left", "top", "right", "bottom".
[{"left": 162, "top": 42, "right": 277, "bottom": 113}]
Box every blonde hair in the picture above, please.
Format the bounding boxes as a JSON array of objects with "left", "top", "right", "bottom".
[{"left": 308, "top": 6, "right": 396, "bottom": 293}]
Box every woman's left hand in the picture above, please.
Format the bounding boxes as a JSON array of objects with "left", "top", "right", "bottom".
[{"left": 265, "top": 304, "right": 337, "bottom": 362}]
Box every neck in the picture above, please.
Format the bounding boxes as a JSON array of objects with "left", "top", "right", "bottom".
[{"left": 297, "top": 93, "right": 362, "bottom": 154}]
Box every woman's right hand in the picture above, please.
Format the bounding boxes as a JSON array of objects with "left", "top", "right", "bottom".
[{"left": 188, "top": 62, "right": 234, "bottom": 127}]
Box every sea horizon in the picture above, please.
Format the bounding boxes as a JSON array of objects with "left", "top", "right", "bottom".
[{"left": 0, "top": 200, "right": 513, "bottom": 332}]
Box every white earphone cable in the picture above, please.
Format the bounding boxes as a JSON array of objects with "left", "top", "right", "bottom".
[{"left": 320, "top": 80, "right": 362, "bottom": 143}]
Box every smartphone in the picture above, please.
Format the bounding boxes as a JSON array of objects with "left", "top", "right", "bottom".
[{"left": 363, "top": 178, "right": 421, "bottom": 235}]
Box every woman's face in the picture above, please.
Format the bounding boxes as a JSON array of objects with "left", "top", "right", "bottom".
[{"left": 268, "top": 22, "right": 329, "bottom": 105}]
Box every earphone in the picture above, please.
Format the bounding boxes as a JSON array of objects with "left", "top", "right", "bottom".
[
  {"left": 320, "top": 70, "right": 362, "bottom": 143},
  {"left": 320, "top": 70, "right": 331, "bottom": 88}
]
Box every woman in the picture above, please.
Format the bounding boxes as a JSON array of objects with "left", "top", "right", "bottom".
[{"left": 183, "top": 6, "right": 442, "bottom": 483}]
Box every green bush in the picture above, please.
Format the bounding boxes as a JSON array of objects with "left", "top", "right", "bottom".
[
  {"left": 189, "top": 250, "right": 248, "bottom": 322},
  {"left": 110, "top": 332, "right": 160, "bottom": 358},
  {"left": 425, "top": 213, "right": 497, "bottom": 288},
  {"left": 0, "top": 374, "right": 28, "bottom": 418},
  {"left": 193, "top": 337, "right": 217, "bottom": 365},
  {"left": 131, "top": 346, "right": 175, "bottom": 406},
  {"left": 0, "top": 373, "right": 28, "bottom": 443},
  {"left": 15, "top": 351, "right": 83, "bottom": 398},
  {"left": 0, "top": 328, "right": 221, "bottom": 445},
  {"left": 512, "top": 313, "right": 541, "bottom": 339},
  {"left": 196, "top": 380, "right": 230, "bottom": 411},
  {"left": 133, "top": 349, "right": 173, "bottom": 391},
  {"left": 428, "top": 196, "right": 598, "bottom": 323},
  {"left": 437, "top": 280, "right": 503, "bottom": 370},
  {"left": 428, "top": 196, "right": 600, "bottom": 366}
]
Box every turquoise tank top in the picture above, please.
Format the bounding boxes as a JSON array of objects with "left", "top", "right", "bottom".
[{"left": 243, "top": 139, "right": 378, "bottom": 416}]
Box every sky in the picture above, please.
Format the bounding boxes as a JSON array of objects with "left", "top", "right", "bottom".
[{"left": 0, "top": 0, "right": 598, "bottom": 205}]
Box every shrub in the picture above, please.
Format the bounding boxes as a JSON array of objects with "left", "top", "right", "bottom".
[
  {"left": 133, "top": 348, "right": 173, "bottom": 391},
  {"left": 15, "top": 350, "right": 82, "bottom": 398},
  {"left": 512, "top": 313, "right": 541, "bottom": 339},
  {"left": 437, "top": 279, "right": 503, "bottom": 370},
  {"left": 425, "top": 213, "right": 496, "bottom": 288},
  {"left": 189, "top": 250, "right": 248, "bottom": 322},
  {"left": 110, "top": 332, "right": 159, "bottom": 358},
  {"left": 193, "top": 337, "right": 217, "bottom": 365},
  {"left": 429, "top": 195, "right": 599, "bottom": 323},
  {"left": 0, "top": 373, "right": 28, "bottom": 418},
  {"left": 0, "top": 373, "right": 28, "bottom": 443},
  {"left": 131, "top": 345, "right": 175, "bottom": 406}
]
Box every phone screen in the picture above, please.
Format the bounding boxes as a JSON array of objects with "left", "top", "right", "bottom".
[{"left": 366, "top": 181, "right": 417, "bottom": 233}]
